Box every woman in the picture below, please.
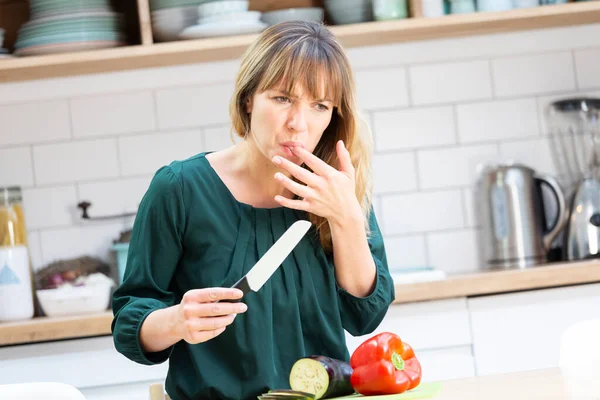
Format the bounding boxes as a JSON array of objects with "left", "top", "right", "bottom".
[{"left": 111, "top": 20, "right": 395, "bottom": 400}]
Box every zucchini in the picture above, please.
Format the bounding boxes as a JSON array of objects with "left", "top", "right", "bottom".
[{"left": 289, "top": 356, "right": 355, "bottom": 399}]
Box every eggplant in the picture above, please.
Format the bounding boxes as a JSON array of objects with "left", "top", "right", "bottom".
[
  {"left": 289, "top": 356, "right": 355, "bottom": 399},
  {"left": 267, "top": 389, "right": 316, "bottom": 399}
]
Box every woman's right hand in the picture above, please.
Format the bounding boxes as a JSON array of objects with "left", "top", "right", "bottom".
[{"left": 175, "top": 288, "right": 247, "bottom": 344}]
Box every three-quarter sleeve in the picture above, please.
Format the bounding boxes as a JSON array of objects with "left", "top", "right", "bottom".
[
  {"left": 111, "top": 165, "right": 186, "bottom": 365},
  {"left": 336, "top": 207, "right": 396, "bottom": 337}
]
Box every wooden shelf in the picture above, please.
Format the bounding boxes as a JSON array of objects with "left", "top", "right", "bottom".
[{"left": 1, "top": 2, "right": 600, "bottom": 83}]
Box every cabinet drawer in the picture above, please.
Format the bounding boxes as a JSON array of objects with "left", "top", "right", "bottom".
[
  {"left": 469, "top": 283, "right": 600, "bottom": 376},
  {"left": 345, "top": 298, "right": 472, "bottom": 353},
  {"left": 0, "top": 336, "right": 168, "bottom": 389}
]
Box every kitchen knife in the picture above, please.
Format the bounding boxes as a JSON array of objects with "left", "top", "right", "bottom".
[{"left": 219, "top": 219, "right": 312, "bottom": 302}]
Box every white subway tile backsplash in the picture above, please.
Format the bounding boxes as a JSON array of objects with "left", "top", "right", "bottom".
[
  {"left": 33, "top": 139, "right": 119, "bottom": 185},
  {"left": 27, "top": 231, "right": 44, "bottom": 271},
  {"left": 22, "top": 186, "right": 77, "bottom": 230},
  {"left": 427, "top": 229, "right": 480, "bottom": 274},
  {"left": 499, "top": 138, "right": 558, "bottom": 176},
  {"left": 417, "top": 145, "right": 499, "bottom": 189},
  {"left": 373, "top": 107, "right": 456, "bottom": 151},
  {"left": 457, "top": 98, "right": 540, "bottom": 143},
  {"left": 409, "top": 60, "right": 492, "bottom": 105},
  {"left": 204, "top": 125, "right": 239, "bottom": 152},
  {"left": 462, "top": 188, "right": 478, "bottom": 228},
  {"left": 156, "top": 82, "right": 234, "bottom": 130},
  {"left": 574, "top": 48, "right": 600, "bottom": 89},
  {"left": 381, "top": 190, "right": 464, "bottom": 235},
  {"left": 0, "top": 147, "right": 34, "bottom": 187},
  {"left": 355, "top": 68, "right": 409, "bottom": 110},
  {"left": 0, "top": 60, "right": 241, "bottom": 106},
  {"left": 346, "top": 24, "right": 600, "bottom": 69},
  {"left": 70, "top": 91, "right": 155, "bottom": 138},
  {"left": 0, "top": 101, "right": 70, "bottom": 146},
  {"left": 373, "top": 152, "right": 417, "bottom": 194},
  {"left": 119, "top": 130, "right": 204, "bottom": 176},
  {"left": 383, "top": 235, "right": 428, "bottom": 268},
  {"left": 78, "top": 177, "right": 152, "bottom": 219},
  {"left": 492, "top": 52, "right": 576, "bottom": 97},
  {"left": 40, "top": 222, "right": 128, "bottom": 266}
]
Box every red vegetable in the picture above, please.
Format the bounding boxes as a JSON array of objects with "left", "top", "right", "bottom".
[{"left": 349, "top": 332, "right": 422, "bottom": 396}]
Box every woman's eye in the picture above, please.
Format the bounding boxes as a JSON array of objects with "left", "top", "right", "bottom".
[
  {"left": 316, "top": 104, "right": 329, "bottom": 112},
  {"left": 274, "top": 96, "right": 290, "bottom": 103}
]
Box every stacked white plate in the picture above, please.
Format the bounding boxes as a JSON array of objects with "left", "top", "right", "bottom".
[
  {"left": 179, "top": 0, "right": 267, "bottom": 40},
  {"left": 14, "top": 0, "right": 126, "bottom": 56},
  {"left": 150, "top": 0, "right": 207, "bottom": 42}
]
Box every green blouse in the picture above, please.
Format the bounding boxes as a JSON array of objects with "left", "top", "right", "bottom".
[{"left": 111, "top": 152, "right": 395, "bottom": 400}]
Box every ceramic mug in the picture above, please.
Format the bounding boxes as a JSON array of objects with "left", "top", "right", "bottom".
[{"left": 372, "top": 0, "right": 408, "bottom": 20}]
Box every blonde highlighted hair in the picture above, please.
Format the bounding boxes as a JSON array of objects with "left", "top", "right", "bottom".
[{"left": 229, "top": 21, "right": 374, "bottom": 253}]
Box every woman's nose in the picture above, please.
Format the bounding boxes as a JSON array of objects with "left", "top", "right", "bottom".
[{"left": 287, "top": 106, "right": 308, "bottom": 132}]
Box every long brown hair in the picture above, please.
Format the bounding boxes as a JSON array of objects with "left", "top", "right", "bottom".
[{"left": 229, "top": 21, "right": 374, "bottom": 253}]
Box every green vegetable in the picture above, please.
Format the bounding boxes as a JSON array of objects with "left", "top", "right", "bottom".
[{"left": 289, "top": 356, "right": 355, "bottom": 399}]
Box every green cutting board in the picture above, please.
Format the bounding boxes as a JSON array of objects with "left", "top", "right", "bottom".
[{"left": 329, "top": 382, "right": 443, "bottom": 399}]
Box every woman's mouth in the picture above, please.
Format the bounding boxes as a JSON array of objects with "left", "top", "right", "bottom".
[
  {"left": 282, "top": 145, "right": 294, "bottom": 157},
  {"left": 280, "top": 142, "right": 302, "bottom": 157}
]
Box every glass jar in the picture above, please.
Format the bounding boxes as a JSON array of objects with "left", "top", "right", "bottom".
[{"left": 0, "top": 186, "right": 34, "bottom": 321}]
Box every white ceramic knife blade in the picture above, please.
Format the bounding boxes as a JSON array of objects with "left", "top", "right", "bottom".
[{"left": 226, "top": 220, "right": 311, "bottom": 299}]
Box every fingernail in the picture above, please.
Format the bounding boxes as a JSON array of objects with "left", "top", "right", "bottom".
[
  {"left": 275, "top": 172, "right": 283, "bottom": 180},
  {"left": 273, "top": 156, "right": 281, "bottom": 164},
  {"left": 239, "top": 304, "right": 248, "bottom": 313}
]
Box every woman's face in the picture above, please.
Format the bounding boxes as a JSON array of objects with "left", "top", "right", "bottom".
[{"left": 246, "top": 80, "right": 334, "bottom": 165}]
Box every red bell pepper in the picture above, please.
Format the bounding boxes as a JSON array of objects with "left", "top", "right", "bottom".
[{"left": 349, "top": 332, "right": 422, "bottom": 396}]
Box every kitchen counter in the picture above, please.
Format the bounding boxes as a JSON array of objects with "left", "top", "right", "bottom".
[
  {"left": 429, "top": 367, "right": 578, "bottom": 400},
  {"left": 1, "top": 259, "right": 599, "bottom": 347}
]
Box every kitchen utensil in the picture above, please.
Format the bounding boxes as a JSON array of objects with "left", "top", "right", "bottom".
[
  {"left": 475, "top": 163, "right": 567, "bottom": 269},
  {"left": 219, "top": 220, "right": 311, "bottom": 302},
  {"left": 546, "top": 97, "right": 600, "bottom": 261},
  {"left": 330, "top": 381, "right": 443, "bottom": 399}
]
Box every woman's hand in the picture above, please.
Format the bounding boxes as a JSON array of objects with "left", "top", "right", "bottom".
[
  {"left": 272, "top": 140, "right": 362, "bottom": 226},
  {"left": 174, "top": 288, "right": 247, "bottom": 345}
]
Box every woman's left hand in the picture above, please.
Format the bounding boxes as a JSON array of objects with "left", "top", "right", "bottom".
[{"left": 272, "top": 140, "right": 362, "bottom": 226}]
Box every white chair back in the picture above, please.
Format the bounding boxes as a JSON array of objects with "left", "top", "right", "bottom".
[
  {"left": 559, "top": 318, "right": 600, "bottom": 400},
  {"left": 0, "top": 382, "right": 86, "bottom": 399}
]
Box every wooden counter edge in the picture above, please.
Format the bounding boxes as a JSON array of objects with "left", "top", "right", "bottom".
[
  {"left": 1, "top": 260, "right": 599, "bottom": 346},
  {"left": 392, "top": 259, "right": 600, "bottom": 304},
  {"left": 0, "top": 311, "right": 113, "bottom": 347}
]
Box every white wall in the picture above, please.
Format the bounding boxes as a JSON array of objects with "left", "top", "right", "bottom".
[{"left": 1, "top": 23, "right": 599, "bottom": 277}]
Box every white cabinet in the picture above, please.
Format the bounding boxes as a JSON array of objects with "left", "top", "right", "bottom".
[
  {"left": 345, "top": 297, "right": 475, "bottom": 382},
  {"left": 468, "top": 283, "right": 600, "bottom": 376},
  {"left": 0, "top": 336, "right": 167, "bottom": 400},
  {"left": 418, "top": 346, "right": 476, "bottom": 382}
]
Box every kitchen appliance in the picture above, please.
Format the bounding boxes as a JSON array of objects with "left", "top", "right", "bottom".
[
  {"left": 475, "top": 163, "right": 567, "bottom": 269},
  {"left": 219, "top": 220, "right": 311, "bottom": 302},
  {"left": 546, "top": 97, "right": 600, "bottom": 261}
]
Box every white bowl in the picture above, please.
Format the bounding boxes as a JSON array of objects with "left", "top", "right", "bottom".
[
  {"left": 260, "top": 7, "right": 324, "bottom": 26},
  {"left": 151, "top": 6, "right": 198, "bottom": 41},
  {"left": 197, "top": 0, "right": 248, "bottom": 18},
  {"left": 36, "top": 283, "right": 112, "bottom": 317},
  {"left": 197, "top": 10, "right": 261, "bottom": 24}
]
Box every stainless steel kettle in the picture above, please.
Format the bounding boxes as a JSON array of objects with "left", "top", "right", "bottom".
[{"left": 475, "top": 163, "right": 568, "bottom": 269}]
